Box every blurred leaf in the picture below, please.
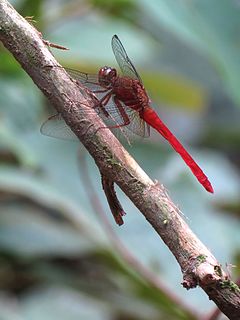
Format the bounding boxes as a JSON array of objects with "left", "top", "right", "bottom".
[
  {"left": 0, "top": 248, "right": 196, "bottom": 320},
  {"left": 0, "top": 167, "right": 105, "bottom": 256},
  {"left": 0, "top": 49, "right": 22, "bottom": 75},
  {"left": 143, "top": 71, "right": 208, "bottom": 111},
  {"left": 234, "top": 254, "right": 240, "bottom": 279},
  {"left": 0, "top": 77, "right": 42, "bottom": 131},
  {"left": 0, "top": 124, "right": 38, "bottom": 168},
  {"left": 203, "top": 126, "right": 240, "bottom": 149},
  {"left": 215, "top": 200, "right": 240, "bottom": 219},
  {"left": 22, "top": 288, "right": 110, "bottom": 320},
  {"left": 0, "top": 201, "right": 96, "bottom": 256},
  {"left": 103, "top": 255, "right": 196, "bottom": 320},
  {"left": 91, "top": 0, "right": 138, "bottom": 20},
  {"left": 0, "top": 289, "right": 111, "bottom": 320},
  {"left": 141, "top": 0, "right": 240, "bottom": 105},
  {"left": 0, "top": 295, "right": 23, "bottom": 320},
  {"left": 0, "top": 76, "right": 43, "bottom": 167},
  {"left": 18, "top": 0, "right": 42, "bottom": 21}
]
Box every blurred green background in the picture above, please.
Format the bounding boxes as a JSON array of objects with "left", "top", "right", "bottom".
[{"left": 0, "top": 0, "right": 240, "bottom": 319}]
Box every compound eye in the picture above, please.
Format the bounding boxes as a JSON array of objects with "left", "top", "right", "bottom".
[
  {"left": 98, "top": 67, "right": 117, "bottom": 87},
  {"left": 105, "top": 67, "right": 113, "bottom": 76},
  {"left": 99, "top": 66, "right": 111, "bottom": 77}
]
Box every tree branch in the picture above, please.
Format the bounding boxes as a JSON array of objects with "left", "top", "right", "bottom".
[
  {"left": 78, "top": 151, "right": 201, "bottom": 319},
  {"left": 0, "top": 0, "right": 239, "bottom": 318}
]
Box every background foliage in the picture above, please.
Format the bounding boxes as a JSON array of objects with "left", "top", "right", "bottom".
[{"left": 0, "top": 0, "right": 240, "bottom": 319}]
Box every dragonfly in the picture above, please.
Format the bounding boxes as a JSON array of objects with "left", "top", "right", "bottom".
[{"left": 41, "top": 35, "right": 214, "bottom": 194}]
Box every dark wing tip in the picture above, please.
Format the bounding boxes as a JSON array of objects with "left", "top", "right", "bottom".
[{"left": 111, "top": 34, "right": 119, "bottom": 46}]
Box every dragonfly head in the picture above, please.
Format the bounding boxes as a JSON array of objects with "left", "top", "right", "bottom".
[{"left": 98, "top": 66, "right": 117, "bottom": 87}]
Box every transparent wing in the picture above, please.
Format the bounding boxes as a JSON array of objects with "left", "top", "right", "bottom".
[
  {"left": 99, "top": 96, "right": 150, "bottom": 138},
  {"left": 127, "top": 110, "right": 150, "bottom": 138},
  {"left": 40, "top": 114, "right": 78, "bottom": 141},
  {"left": 40, "top": 101, "right": 150, "bottom": 142},
  {"left": 111, "top": 35, "right": 142, "bottom": 83},
  {"left": 64, "top": 68, "right": 104, "bottom": 93}
]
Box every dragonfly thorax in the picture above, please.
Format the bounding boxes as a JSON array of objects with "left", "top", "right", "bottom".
[{"left": 98, "top": 66, "right": 117, "bottom": 87}]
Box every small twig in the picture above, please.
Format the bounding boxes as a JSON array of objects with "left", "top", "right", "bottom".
[
  {"left": 42, "top": 39, "right": 69, "bottom": 50},
  {"left": 25, "top": 15, "right": 69, "bottom": 50},
  {"left": 101, "top": 174, "right": 126, "bottom": 225}
]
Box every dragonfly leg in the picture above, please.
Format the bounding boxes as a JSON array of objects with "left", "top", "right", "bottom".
[
  {"left": 96, "top": 95, "right": 131, "bottom": 134},
  {"left": 94, "top": 91, "right": 113, "bottom": 117},
  {"left": 94, "top": 93, "right": 130, "bottom": 134},
  {"left": 93, "top": 88, "right": 110, "bottom": 94},
  {"left": 104, "top": 96, "right": 130, "bottom": 130}
]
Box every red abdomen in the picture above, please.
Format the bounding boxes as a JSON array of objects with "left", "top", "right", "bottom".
[{"left": 142, "top": 107, "right": 214, "bottom": 193}]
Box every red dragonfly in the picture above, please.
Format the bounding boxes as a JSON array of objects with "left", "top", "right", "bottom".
[{"left": 41, "top": 35, "right": 213, "bottom": 193}]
